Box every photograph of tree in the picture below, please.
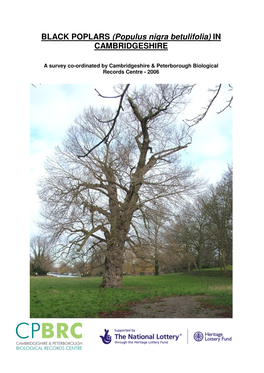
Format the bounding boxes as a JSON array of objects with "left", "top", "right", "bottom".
[{"left": 30, "top": 84, "right": 232, "bottom": 318}]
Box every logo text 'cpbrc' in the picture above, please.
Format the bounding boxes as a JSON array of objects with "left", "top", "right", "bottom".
[{"left": 16, "top": 322, "right": 82, "bottom": 339}]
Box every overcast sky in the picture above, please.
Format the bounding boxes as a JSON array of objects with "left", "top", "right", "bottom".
[{"left": 30, "top": 84, "right": 232, "bottom": 236}]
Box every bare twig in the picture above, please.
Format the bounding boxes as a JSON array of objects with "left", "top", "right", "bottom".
[
  {"left": 184, "top": 84, "right": 222, "bottom": 127},
  {"left": 94, "top": 89, "right": 123, "bottom": 99},
  {"left": 77, "top": 84, "right": 130, "bottom": 158},
  {"left": 217, "top": 85, "right": 233, "bottom": 113}
]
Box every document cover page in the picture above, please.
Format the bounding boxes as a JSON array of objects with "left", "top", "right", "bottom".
[{"left": 1, "top": 1, "right": 263, "bottom": 372}]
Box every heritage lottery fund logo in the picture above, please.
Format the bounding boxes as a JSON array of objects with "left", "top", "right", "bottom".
[{"left": 193, "top": 331, "right": 232, "bottom": 342}]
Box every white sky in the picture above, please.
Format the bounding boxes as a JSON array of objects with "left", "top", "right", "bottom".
[{"left": 30, "top": 83, "right": 232, "bottom": 235}]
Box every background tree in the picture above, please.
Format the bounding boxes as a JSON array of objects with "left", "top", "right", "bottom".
[
  {"left": 177, "top": 201, "right": 208, "bottom": 271},
  {"left": 201, "top": 165, "right": 233, "bottom": 271},
  {"left": 166, "top": 213, "right": 197, "bottom": 273},
  {"left": 30, "top": 235, "right": 54, "bottom": 275},
  {"left": 38, "top": 84, "right": 202, "bottom": 287},
  {"left": 165, "top": 164, "right": 232, "bottom": 272},
  {"left": 69, "top": 244, "right": 105, "bottom": 276},
  {"left": 127, "top": 202, "right": 171, "bottom": 275}
]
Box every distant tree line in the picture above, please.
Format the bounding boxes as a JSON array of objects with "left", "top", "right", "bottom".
[{"left": 163, "top": 164, "right": 232, "bottom": 273}]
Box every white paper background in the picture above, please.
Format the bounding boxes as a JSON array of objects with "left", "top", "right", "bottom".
[{"left": 2, "top": 1, "right": 263, "bottom": 371}]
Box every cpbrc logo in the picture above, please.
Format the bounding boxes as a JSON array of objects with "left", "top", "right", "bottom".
[
  {"left": 193, "top": 331, "right": 204, "bottom": 342},
  {"left": 16, "top": 322, "right": 82, "bottom": 339}
]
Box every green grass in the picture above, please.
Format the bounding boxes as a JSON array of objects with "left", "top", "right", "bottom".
[
  {"left": 191, "top": 266, "right": 233, "bottom": 277},
  {"left": 30, "top": 272, "right": 232, "bottom": 318},
  {"left": 202, "top": 265, "right": 233, "bottom": 271}
]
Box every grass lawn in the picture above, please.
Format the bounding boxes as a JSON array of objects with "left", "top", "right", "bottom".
[{"left": 30, "top": 271, "right": 232, "bottom": 318}]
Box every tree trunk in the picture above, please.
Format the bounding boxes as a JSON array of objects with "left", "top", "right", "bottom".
[
  {"left": 221, "top": 244, "right": 227, "bottom": 273},
  {"left": 154, "top": 259, "right": 159, "bottom": 276},
  {"left": 198, "top": 248, "right": 202, "bottom": 272},
  {"left": 154, "top": 237, "right": 159, "bottom": 275},
  {"left": 100, "top": 243, "right": 124, "bottom": 287},
  {"left": 100, "top": 219, "right": 129, "bottom": 288}
]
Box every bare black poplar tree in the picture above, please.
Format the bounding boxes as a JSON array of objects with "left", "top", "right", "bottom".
[{"left": 38, "top": 84, "right": 210, "bottom": 287}]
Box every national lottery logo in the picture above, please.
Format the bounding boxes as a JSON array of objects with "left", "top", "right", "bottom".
[
  {"left": 100, "top": 329, "right": 112, "bottom": 344},
  {"left": 193, "top": 331, "right": 204, "bottom": 342}
]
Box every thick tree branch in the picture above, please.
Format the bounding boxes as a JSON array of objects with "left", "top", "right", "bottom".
[{"left": 77, "top": 84, "right": 130, "bottom": 158}]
